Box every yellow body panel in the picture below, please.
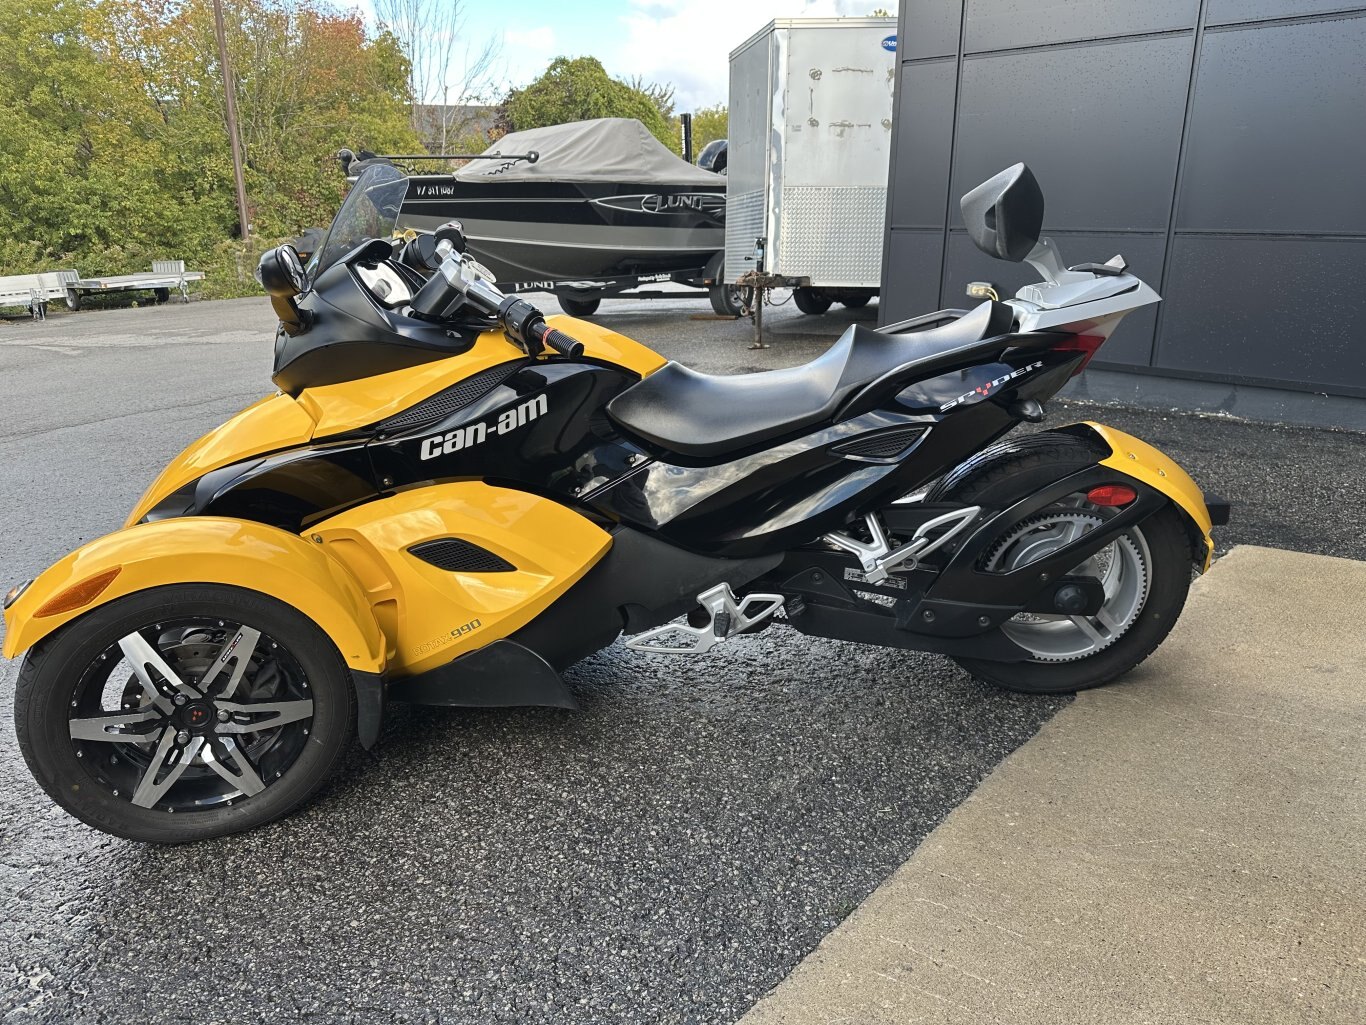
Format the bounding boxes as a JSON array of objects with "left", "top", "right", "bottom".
[
  {"left": 2, "top": 518, "right": 386, "bottom": 669},
  {"left": 296, "top": 333, "right": 524, "bottom": 438},
  {"left": 545, "top": 315, "right": 668, "bottom": 378},
  {"left": 312, "top": 483, "right": 612, "bottom": 677},
  {"left": 297, "top": 316, "right": 664, "bottom": 439},
  {"left": 1078, "top": 421, "right": 1215, "bottom": 570},
  {"left": 126, "top": 394, "right": 317, "bottom": 527}
]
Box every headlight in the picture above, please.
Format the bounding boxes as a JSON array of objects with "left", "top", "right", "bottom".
[{"left": 4, "top": 579, "right": 32, "bottom": 609}]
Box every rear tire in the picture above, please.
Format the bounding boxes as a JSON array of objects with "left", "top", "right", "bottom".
[
  {"left": 793, "top": 287, "right": 832, "bottom": 315},
  {"left": 929, "top": 433, "right": 1193, "bottom": 694},
  {"left": 14, "top": 584, "right": 355, "bottom": 843},
  {"left": 557, "top": 293, "right": 601, "bottom": 317},
  {"left": 709, "top": 283, "right": 749, "bottom": 317},
  {"left": 840, "top": 294, "right": 872, "bottom": 308}
]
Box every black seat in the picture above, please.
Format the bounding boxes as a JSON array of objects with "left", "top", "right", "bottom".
[{"left": 606, "top": 300, "right": 1015, "bottom": 459}]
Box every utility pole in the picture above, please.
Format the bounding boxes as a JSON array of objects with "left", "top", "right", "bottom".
[{"left": 211, "top": 0, "right": 250, "bottom": 239}]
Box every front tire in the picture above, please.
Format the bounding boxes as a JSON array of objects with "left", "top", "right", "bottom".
[
  {"left": 930, "top": 434, "right": 1193, "bottom": 694},
  {"left": 14, "top": 584, "right": 355, "bottom": 843}
]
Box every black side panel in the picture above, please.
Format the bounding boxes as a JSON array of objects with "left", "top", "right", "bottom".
[
  {"left": 387, "top": 639, "right": 577, "bottom": 709},
  {"left": 352, "top": 670, "right": 385, "bottom": 750},
  {"left": 378, "top": 360, "right": 528, "bottom": 432},
  {"left": 510, "top": 527, "right": 782, "bottom": 670},
  {"left": 195, "top": 441, "right": 378, "bottom": 532}
]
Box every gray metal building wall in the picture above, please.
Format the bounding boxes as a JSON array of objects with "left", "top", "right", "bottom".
[{"left": 881, "top": 0, "right": 1366, "bottom": 419}]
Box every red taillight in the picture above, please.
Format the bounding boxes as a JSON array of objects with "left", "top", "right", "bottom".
[
  {"left": 1087, "top": 484, "right": 1138, "bottom": 507},
  {"left": 1053, "top": 334, "right": 1106, "bottom": 376}
]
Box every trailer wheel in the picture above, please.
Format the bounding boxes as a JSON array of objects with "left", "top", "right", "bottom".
[
  {"left": 153, "top": 287, "right": 171, "bottom": 304},
  {"left": 709, "top": 283, "right": 750, "bottom": 317},
  {"left": 840, "top": 293, "right": 873, "bottom": 308},
  {"left": 793, "top": 287, "right": 832, "bottom": 315},
  {"left": 557, "top": 294, "right": 601, "bottom": 317}
]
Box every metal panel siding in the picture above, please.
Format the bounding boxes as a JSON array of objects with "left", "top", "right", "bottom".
[
  {"left": 728, "top": 19, "right": 897, "bottom": 287},
  {"left": 1158, "top": 236, "right": 1366, "bottom": 394},
  {"left": 963, "top": 0, "right": 1198, "bottom": 53},
  {"left": 778, "top": 187, "right": 888, "bottom": 286},
  {"left": 724, "top": 32, "right": 772, "bottom": 285},
  {"left": 886, "top": 0, "right": 1366, "bottom": 408},
  {"left": 901, "top": 0, "right": 963, "bottom": 59},
  {"left": 1176, "top": 15, "right": 1366, "bottom": 234},
  {"left": 953, "top": 35, "right": 1192, "bottom": 231},
  {"left": 942, "top": 231, "right": 1164, "bottom": 368},
  {"left": 882, "top": 230, "right": 944, "bottom": 322},
  {"left": 1206, "top": 0, "right": 1365, "bottom": 24},
  {"left": 888, "top": 59, "right": 958, "bottom": 229},
  {"left": 725, "top": 191, "right": 766, "bottom": 285}
]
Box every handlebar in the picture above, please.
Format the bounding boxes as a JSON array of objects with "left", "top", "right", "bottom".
[{"left": 408, "top": 246, "right": 585, "bottom": 359}]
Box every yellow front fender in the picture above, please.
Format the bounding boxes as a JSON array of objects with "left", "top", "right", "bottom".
[
  {"left": 3, "top": 518, "right": 385, "bottom": 670},
  {"left": 1070, "top": 421, "right": 1216, "bottom": 571}
]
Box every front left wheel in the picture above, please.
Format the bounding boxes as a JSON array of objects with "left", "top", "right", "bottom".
[{"left": 14, "top": 584, "right": 356, "bottom": 843}]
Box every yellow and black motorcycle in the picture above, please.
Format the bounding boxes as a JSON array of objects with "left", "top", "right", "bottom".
[{"left": 4, "top": 164, "right": 1228, "bottom": 842}]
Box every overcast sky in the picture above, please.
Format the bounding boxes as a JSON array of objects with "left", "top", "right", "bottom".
[{"left": 354, "top": 0, "right": 886, "bottom": 111}]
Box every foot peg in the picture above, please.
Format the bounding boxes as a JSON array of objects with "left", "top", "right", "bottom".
[
  {"left": 625, "top": 584, "right": 785, "bottom": 655},
  {"left": 822, "top": 506, "right": 982, "bottom": 583}
]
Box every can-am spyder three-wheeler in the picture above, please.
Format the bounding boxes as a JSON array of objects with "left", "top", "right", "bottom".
[{"left": 4, "top": 163, "right": 1228, "bottom": 842}]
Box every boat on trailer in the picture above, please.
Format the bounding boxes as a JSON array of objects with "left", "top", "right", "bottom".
[{"left": 343, "top": 119, "right": 735, "bottom": 316}]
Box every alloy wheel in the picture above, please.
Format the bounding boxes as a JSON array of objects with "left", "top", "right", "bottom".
[{"left": 67, "top": 618, "right": 314, "bottom": 814}]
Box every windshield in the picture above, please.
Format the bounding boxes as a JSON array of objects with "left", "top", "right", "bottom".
[{"left": 307, "top": 163, "right": 408, "bottom": 281}]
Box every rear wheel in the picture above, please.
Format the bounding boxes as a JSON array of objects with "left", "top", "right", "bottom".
[
  {"left": 557, "top": 293, "right": 601, "bottom": 317},
  {"left": 13, "top": 584, "right": 355, "bottom": 843},
  {"left": 930, "top": 434, "right": 1193, "bottom": 694},
  {"left": 840, "top": 293, "right": 872, "bottom": 308},
  {"left": 793, "top": 287, "right": 832, "bottom": 315}
]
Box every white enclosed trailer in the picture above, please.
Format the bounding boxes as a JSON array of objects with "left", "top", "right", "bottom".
[{"left": 725, "top": 17, "right": 897, "bottom": 315}]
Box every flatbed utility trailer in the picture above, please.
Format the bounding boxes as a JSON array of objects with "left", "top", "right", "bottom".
[
  {"left": 0, "top": 271, "right": 77, "bottom": 320},
  {"left": 726, "top": 17, "right": 897, "bottom": 320},
  {"left": 65, "top": 261, "right": 204, "bottom": 309}
]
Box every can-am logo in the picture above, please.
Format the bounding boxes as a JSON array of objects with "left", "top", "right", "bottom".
[
  {"left": 419, "top": 394, "right": 548, "bottom": 460},
  {"left": 939, "top": 362, "right": 1043, "bottom": 412}
]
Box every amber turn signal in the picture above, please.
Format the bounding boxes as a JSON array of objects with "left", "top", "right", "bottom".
[{"left": 34, "top": 567, "right": 122, "bottom": 618}]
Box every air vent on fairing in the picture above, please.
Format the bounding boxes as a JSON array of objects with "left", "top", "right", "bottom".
[
  {"left": 408, "top": 538, "right": 516, "bottom": 573},
  {"left": 832, "top": 426, "right": 927, "bottom": 460},
  {"left": 378, "top": 361, "right": 527, "bottom": 432}
]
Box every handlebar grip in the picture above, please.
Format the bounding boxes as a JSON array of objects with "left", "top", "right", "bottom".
[{"left": 541, "top": 328, "right": 585, "bottom": 358}]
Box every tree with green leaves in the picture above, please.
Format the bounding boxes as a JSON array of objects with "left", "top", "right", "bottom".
[
  {"left": 0, "top": 0, "right": 421, "bottom": 295},
  {"left": 690, "top": 104, "right": 727, "bottom": 150},
  {"left": 498, "top": 57, "right": 679, "bottom": 154}
]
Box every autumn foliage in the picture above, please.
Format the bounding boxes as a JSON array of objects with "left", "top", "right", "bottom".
[{"left": 0, "top": 0, "right": 421, "bottom": 292}]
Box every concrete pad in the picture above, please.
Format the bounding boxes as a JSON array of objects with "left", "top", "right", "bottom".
[{"left": 741, "top": 546, "right": 1366, "bottom": 1025}]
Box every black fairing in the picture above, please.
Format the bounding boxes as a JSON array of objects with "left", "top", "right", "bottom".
[
  {"left": 272, "top": 244, "right": 485, "bottom": 394},
  {"left": 174, "top": 317, "right": 1085, "bottom": 550},
  {"left": 586, "top": 345, "right": 1077, "bottom": 557}
]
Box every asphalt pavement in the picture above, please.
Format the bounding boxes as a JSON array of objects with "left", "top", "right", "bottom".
[{"left": 0, "top": 294, "right": 1362, "bottom": 1023}]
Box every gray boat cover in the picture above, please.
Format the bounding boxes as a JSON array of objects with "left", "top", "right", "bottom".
[{"left": 454, "top": 118, "right": 722, "bottom": 186}]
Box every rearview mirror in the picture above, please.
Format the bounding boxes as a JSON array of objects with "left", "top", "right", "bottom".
[
  {"left": 256, "top": 244, "right": 307, "bottom": 297},
  {"left": 960, "top": 163, "right": 1044, "bottom": 263}
]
